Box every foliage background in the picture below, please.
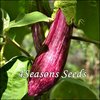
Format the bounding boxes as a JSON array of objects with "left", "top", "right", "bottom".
[{"left": 0, "top": 0, "right": 99, "bottom": 100}]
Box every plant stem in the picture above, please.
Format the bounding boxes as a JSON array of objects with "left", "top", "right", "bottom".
[
  {"left": 71, "top": 36, "right": 100, "bottom": 45},
  {"left": 0, "top": 35, "right": 6, "bottom": 65},
  {"left": 6, "top": 36, "right": 32, "bottom": 57}
]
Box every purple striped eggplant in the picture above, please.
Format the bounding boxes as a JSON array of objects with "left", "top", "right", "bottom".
[
  {"left": 31, "top": 23, "right": 45, "bottom": 54},
  {"left": 28, "top": 8, "right": 72, "bottom": 96}
]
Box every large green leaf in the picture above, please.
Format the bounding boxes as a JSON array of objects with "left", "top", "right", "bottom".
[
  {"left": 9, "top": 11, "right": 52, "bottom": 28},
  {"left": 52, "top": 0, "right": 77, "bottom": 24},
  {"left": 0, "top": 56, "right": 22, "bottom": 98},
  {"left": 50, "top": 78, "right": 98, "bottom": 99},
  {"left": 76, "top": 0, "right": 99, "bottom": 41},
  {"left": 1, "top": 56, "right": 31, "bottom": 99}
]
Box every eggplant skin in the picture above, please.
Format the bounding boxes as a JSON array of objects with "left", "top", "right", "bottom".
[
  {"left": 28, "top": 8, "right": 72, "bottom": 96},
  {"left": 31, "top": 23, "right": 45, "bottom": 54}
]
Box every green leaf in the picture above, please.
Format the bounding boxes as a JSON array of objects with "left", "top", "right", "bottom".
[
  {"left": 52, "top": 0, "right": 77, "bottom": 24},
  {"left": 9, "top": 11, "right": 52, "bottom": 28},
  {"left": 3, "top": 10, "right": 10, "bottom": 32},
  {"left": 1, "top": 56, "right": 31, "bottom": 99},
  {"left": 50, "top": 78, "right": 98, "bottom": 99},
  {"left": 76, "top": 0, "right": 99, "bottom": 41},
  {"left": 0, "top": 8, "right": 10, "bottom": 34},
  {"left": 0, "top": 56, "right": 22, "bottom": 97}
]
